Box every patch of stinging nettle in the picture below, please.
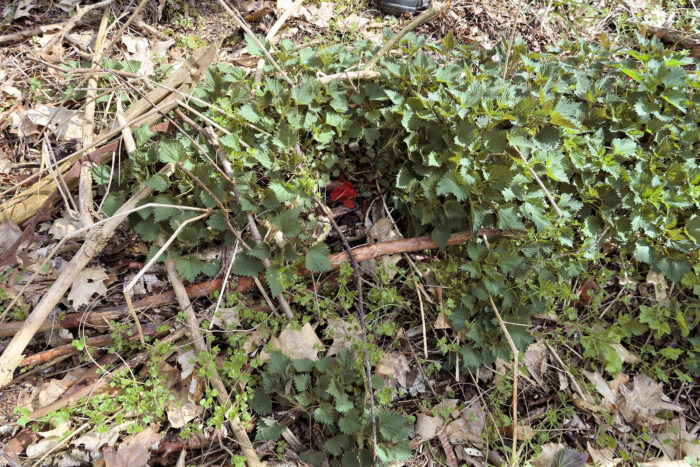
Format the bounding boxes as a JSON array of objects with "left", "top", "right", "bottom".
[
  {"left": 94, "top": 30, "right": 699, "bottom": 369},
  {"left": 251, "top": 349, "right": 414, "bottom": 465}
]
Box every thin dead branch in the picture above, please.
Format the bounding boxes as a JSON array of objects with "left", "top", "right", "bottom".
[
  {"left": 165, "top": 256, "right": 262, "bottom": 467},
  {"left": 317, "top": 199, "right": 378, "bottom": 457}
]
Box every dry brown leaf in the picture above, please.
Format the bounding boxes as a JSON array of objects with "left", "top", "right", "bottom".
[
  {"left": 611, "top": 343, "right": 641, "bottom": 364},
  {"left": 48, "top": 217, "right": 80, "bottom": 239},
  {"left": 26, "top": 105, "right": 84, "bottom": 141},
  {"left": 638, "top": 460, "right": 692, "bottom": 467},
  {"left": 375, "top": 352, "right": 410, "bottom": 388},
  {"left": 650, "top": 417, "right": 700, "bottom": 460},
  {"left": 57, "top": 0, "right": 80, "bottom": 11},
  {"left": 444, "top": 400, "right": 485, "bottom": 445},
  {"left": 528, "top": 443, "right": 566, "bottom": 467},
  {"left": 582, "top": 370, "right": 617, "bottom": 407},
  {"left": 275, "top": 323, "right": 323, "bottom": 360},
  {"left": 587, "top": 442, "right": 621, "bottom": 466},
  {"left": 210, "top": 306, "right": 240, "bottom": 329},
  {"left": 67, "top": 267, "right": 108, "bottom": 309},
  {"left": 618, "top": 375, "right": 683, "bottom": 427},
  {"left": 646, "top": 270, "right": 668, "bottom": 301},
  {"left": 434, "top": 311, "right": 452, "bottom": 329},
  {"left": 102, "top": 425, "right": 163, "bottom": 467},
  {"left": 0, "top": 221, "right": 22, "bottom": 255},
  {"left": 325, "top": 317, "right": 360, "bottom": 356},
  {"left": 177, "top": 350, "right": 196, "bottom": 380},
  {"left": 337, "top": 13, "right": 370, "bottom": 33},
  {"left": 524, "top": 341, "right": 548, "bottom": 386},
  {"left": 300, "top": 2, "right": 335, "bottom": 28},
  {"left": 74, "top": 423, "right": 130, "bottom": 455},
  {"left": 414, "top": 413, "right": 442, "bottom": 440},
  {"left": 26, "top": 437, "right": 61, "bottom": 459},
  {"left": 5, "top": 0, "right": 35, "bottom": 20}
]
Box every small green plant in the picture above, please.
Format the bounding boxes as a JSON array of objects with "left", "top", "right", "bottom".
[{"left": 250, "top": 349, "right": 413, "bottom": 465}]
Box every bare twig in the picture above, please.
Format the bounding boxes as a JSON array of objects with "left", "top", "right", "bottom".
[
  {"left": 215, "top": 0, "right": 294, "bottom": 86},
  {"left": 39, "top": 0, "right": 113, "bottom": 56},
  {"left": 488, "top": 295, "right": 520, "bottom": 466},
  {"left": 165, "top": 256, "right": 262, "bottom": 467},
  {"left": 316, "top": 200, "right": 378, "bottom": 456},
  {"left": 255, "top": 0, "right": 304, "bottom": 82},
  {"left": 364, "top": 2, "right": 447, "bottom": 71}
]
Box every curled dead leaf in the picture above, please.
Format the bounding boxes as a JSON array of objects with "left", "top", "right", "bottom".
[{"left": 375, "top": 352, "right": 410, "bottom": 388}]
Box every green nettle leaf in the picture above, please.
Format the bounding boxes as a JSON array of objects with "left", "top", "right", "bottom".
[
  {"left": 305, "top": 243, "right": 332, "bottom": 272},
  {"left": 498, "top": 205, "right": 526, "bottom": 229},
  {"left": 143, "top": 174, "right": 170, "bottom": 192},
  {"left": 91, "top": 165, "right": 112, "bottom": 185},
  {"left": 299, "top": 450, "right": 326, "bottom": 466},
  {"left": 431, "top": 227, "right": 451, "bottom": 249},
  {"left": 271, "top": 207, "right": 303, "bottom": 238},
  {"left": 248, "top": 243, "right": 271, "bottom": 260},
  {"left": 268, "top": 181, "right": 295, "bottom": 203},
  {"left": 293, "top": 373, "right": 310, "bottom": 392},
  {"left": 237, "top": 103, "right": 261, "bottom": 124},
  {"left": 324, "top": 434, "right": 350, "bottom": 456},
  {"left": 158, "top": 140, "right": 185, "bottom": 163},
  {"left": 292, "top": 358, "right": 315, "bottom": 372},
  {"left": 686, "top": 216, "right": 700, "bottom": 244},
  {"left": 244, "top": 33, "right": 266, "bottom": 57},
  {"left": 265, "top": 266, "right": 283, "bottom": 297},
  {"left": 133, "top": 220, "right": 159, "bottom": 242},
  {"left": 250, "top": 388, "right": 272, "bottom": 415},
  {"left": 378, "top": 411, "right": 413, "bottom": 442},
  {"left": 255, "top": 419, "right": 285, "bottom": 441},
  {"left": 133, "top": 124, "right": 154, "bottom": 147},
  {"left": 436, "top": 177, "right": 469, "bottom": 201},
  {"left": 268, "top": 351, "right": 291, "bottom": 374},
  {"left": 232, "top": 252, "right": 265, "bottom": 277},
  {"left": 338, "top": 413, "right": 363, "bottom": 434},
  {"left": 313, "top": 404, "right": 335, "bottom": 425}
]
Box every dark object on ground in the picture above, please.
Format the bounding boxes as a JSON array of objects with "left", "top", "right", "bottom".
[{"left": 379, "top": 0, "right": 430, "bottom": 16}]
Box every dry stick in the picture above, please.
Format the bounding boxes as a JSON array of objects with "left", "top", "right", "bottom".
[
  {"left": 215, "top": 0, "right": 294, "bottom": 86},
  {"left": 39, "top": 0, "right": 113, "bottom": 56},
  {"left": 254, "top": 0, "right": 304, "bottom": 82},
  {"left": 0, "top": 23, "right": 66, "bottom": 44},
  {"left": 316, "top": 200, "right": 378, "bottom": 456},
  {"left": 0, "top": 164, "right": 175, "bottom": 388},
  {"left": 512, "top": 147, "right": 562, "bottom": 217},
  {"left": 201, "top": 125, "right": 296, "bottom": 320},
  {"left": 488, "top": 295, "right": 520, "bottom": 466},
  {"left": 330, "top": 228, "right": 521, "bottom": 267},
  {"left": 502, "top": 0, "right": 527, "bottom": 79},
  {"left": 165, "top": 256, "right": 262, "bottom": 467},
  {"left": 123, "top": 210, "right": 210, "bottom": 345},
  {"left": 363, "top": 2, "right": 447, "bottom": 71},
  {"left": 79, "top": 5, "right": 111, "bottom": 229},
  {"left": 414, "top": 280, "right": 428, "bottom": 359}
]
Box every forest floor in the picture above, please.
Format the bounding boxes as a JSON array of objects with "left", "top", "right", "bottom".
[{"left": 0, "top": 0, "right": 699, "bottom": 466}]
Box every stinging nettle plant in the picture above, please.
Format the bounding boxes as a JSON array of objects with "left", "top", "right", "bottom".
[{"left": 93, "top": 29, "right": 699, "bottom": 370}]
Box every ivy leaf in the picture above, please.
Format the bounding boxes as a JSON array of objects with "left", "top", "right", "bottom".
[
  {"left": 305, "top": 243, "right": 332, "bottom": 272},
  {"left": 232, "top": 252, "right": 264, "bottom": 278}
]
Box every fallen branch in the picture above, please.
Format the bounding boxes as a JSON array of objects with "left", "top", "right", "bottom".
[
  {"left": 165, "top": 255, "right": 262, "bottom": 467},
  {"left": 329, "top": 228, "right": 522, "bottom": 268},
  {"left": 489, "top": 295, "right": 520, "bottom": 466},
  {"left": 19, "top": 322, "right": 168, "bottom": 367},
  {"left": 39, "top": 0, "right": 113, "bottom": 59}
]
